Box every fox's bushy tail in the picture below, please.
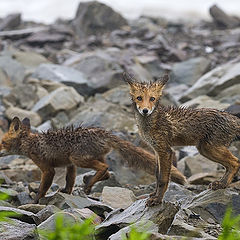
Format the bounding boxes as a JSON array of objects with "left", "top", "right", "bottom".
[{"left": 108, "top": 134, "right": 187, "bottom": 185}]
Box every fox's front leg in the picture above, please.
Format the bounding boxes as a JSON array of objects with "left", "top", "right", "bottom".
[
  {"left": 147, "top": 147, "right": 172, "bottom": 207},
  {"left": 60, "top": 165, "right": 77, "bottom": 194},
  {"left": 34, "top": 168, "right": 55, "bottom": 203}
]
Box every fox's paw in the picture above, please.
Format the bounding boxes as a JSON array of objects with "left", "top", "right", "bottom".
[
  {"left": 59, "top": 187, "right": 72, "bottom": 194},
  {"left": 146, "top": 196, "right": 162, "bottom": 207},
  {"left": 149, "top": 191, "right": 157, "bottom": 197},
  {"left": 208, "top": 180, "right": 227, "bottom": 190},
  {"left": 83, "top": 175, "right": 93, "bottom": 185},
  {"left": 83, "top": 186, "right": 91, "bottom": 195}
]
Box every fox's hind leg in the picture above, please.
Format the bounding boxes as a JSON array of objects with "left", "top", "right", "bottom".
[
  {"left": 35, "top": 168, "right": 55, "bottom": 203},
  {"left": 197, "top": 143, "right": 240, "bottom": 189},
  {"left": 70, "top": 156, "right": 109, "bottom": 194},
  {"left": 60, "top": 165, "right": 77, "bottom": 194},
  {"left": 82, "top": 160, "right": 110, "bottom": 194}
]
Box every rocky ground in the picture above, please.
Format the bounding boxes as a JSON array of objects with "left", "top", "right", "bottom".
[{"left": 0, "top": 1, "right": 240, "bottom": 239}]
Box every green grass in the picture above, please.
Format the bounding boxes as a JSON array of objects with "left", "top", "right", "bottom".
[{"left": 218, "top": 207, "right": 240, "bottom": 240}]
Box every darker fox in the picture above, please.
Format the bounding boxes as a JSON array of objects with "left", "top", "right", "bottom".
[
  {"left": 123, "top": 72, "right": 240, "bottom": 207},
  {"left": 0, "top": 116, "right": 186, "bottom": 203}
]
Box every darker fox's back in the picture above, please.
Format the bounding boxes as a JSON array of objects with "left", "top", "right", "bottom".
[{"left": 22, "top": 126, "right": 112, "bottom": 167}]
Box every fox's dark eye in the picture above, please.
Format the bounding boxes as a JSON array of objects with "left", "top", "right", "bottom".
[
  {"left": 150, "top": 97, "right": 155, "bottom": 102},
  {"left": 1, "top": 141, "right": 6, "bottom": 145},
  {"left": 136, "top": 96, "right": 142, "bottom": 101}
]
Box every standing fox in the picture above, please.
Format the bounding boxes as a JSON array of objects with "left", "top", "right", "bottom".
[
  {"left": 0, "top": 116, "right": 186, "bottom": 203},
  {"left": 123, "top": 72, "right": 240, "bottom": 207}
]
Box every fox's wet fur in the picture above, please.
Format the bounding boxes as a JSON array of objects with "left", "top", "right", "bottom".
[
  {"left": 124, "top": 72, "right": 240, "bottom": 207},
  {"left": 0, "top": 116, "right": 186, "bottom": 203}
]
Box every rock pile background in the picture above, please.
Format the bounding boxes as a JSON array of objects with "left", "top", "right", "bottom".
[{"left": 0, "top": 1, "right": 240, "bottom": 239}]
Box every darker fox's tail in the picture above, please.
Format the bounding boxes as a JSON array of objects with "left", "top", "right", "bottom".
[{"left": 108, "top": 134, "right": 187, "bottom": 185}]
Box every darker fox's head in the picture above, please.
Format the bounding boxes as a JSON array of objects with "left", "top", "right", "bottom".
[
  {"left": 123, "top": 72, "right": 169, "bottom": 116},
  {"left": 0, "top": 117, "right": 31, "bottom": 156}
]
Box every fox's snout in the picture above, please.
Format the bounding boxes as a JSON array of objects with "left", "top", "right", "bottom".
[{"left": 137, "top": 106, "right": 155, "bottom": 116}]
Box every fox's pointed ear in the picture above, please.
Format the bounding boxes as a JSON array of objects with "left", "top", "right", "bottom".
[
  {"left": 123, "top": 72, "right": 135, "bottom": 85},
  {"left": 22, "top": 118, "right": 31, "bottom": 130},
  {"left": 9, "top": 117, "right": 21, "bottom": 132},
  {"left": 156, "top": 74, "right": 169, "bottom": 86}
]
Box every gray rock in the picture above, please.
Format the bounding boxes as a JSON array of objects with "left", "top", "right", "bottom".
[
  {"left": 182, "top": 95, "right": 230, "bottom": 110},
  {"left": 180, "top": 61, "right": 240, "bottom": 102},
  {"left": 183, "top": 189, "right": 240, "bottom": 223},
  {"left": 0, "top": 56, "right": 25, "bottom": 84},
  {"left": 102, "top": 85, "right": 132, "bottom": 107},
  {"left": 134, "top": 55, "right": 166, "bottom": 79},
  {"left": 0, "top": 68, "right": 12, "bottom": 88},
  {"left": 183, "top": 154, "right": 219, "bottom": 177},
  {"left": 17, "top": 192, "right": 33, "bottom": 205},
  {"left": 37, "top": 211, "right": 83, "bottom": 233},
  {"left": 75, "top": 171, "right": 122, "bottom": 193},
  {"left": 96, "top": 199, "right": 179, "bottom": 238},
  {"left": 168, "top": 209, "right": 217, "bottom": 239},
  {"left": 18, "top": 204, "right": 48, "bottom": 214},
  {"left": 36, "top": 120, "right": 52, "bottom": 132},
  {"left": 39, "top": 192, "right": 113, "bottom": 213},
  {"left": 35, "top": 205, "right": 61, "bottom": 225},
  {"left": 215, "top": 83, "right": 240, "bottom": 104},
  {"left": 51, "top": 111, "right": 69, "bottom": 129},
  {"left": 32, "top": 63, "right": 93, "bottom": 96},
  {"left": 0, "top": 206, "right": 38, "bottom": 224},
  {"left": 32, "top": 86, "right": 84, "bottom": 119},
  {"left": 4, "top": 84, "right": 39, "bottom": 110},
  {"left": 5, "top": 106, "right": 42, "bottom": 126},
  {"left": 12, "top": 50, "right": 50, "bottom": 72},
  {"left": 171, "top": 57, "right": 211, "bottom": 86},
  {"left": 0, "top": 13, "right": 21, "bottom": 31},
  {"left": 0, "top": 218, "right": 38, "bottom": 240},
  {"left": 109, "top": 220, "right": 158, "bottom": 240},
  {"left": 69, "top": 98, "right": 135, "bottom": 132},
  {"left": 68, "top": 50, "right": 123, "bottom": 93},
  {"left": 72, "top": 1, "right": 128, "bottom": 38},
  {"left": 102, "top": 187, "right": 136, "bottom": 209}
]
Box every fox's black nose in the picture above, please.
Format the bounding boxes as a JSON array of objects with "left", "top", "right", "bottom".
[{"left": 143, "top": 108, "right": 149, "bottom": 114}]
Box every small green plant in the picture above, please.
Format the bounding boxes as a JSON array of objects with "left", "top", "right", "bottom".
[
  {"left": 40, "top": 215, "right": 95, "bottom": 240},
  {"left": 218, "top": 207, "right": 240, "bottom": 240},
  {"left": 0, "top": 192, "right": 18, "bottom": 221},
  {"left": 122, "top": 225, "right": 151, "bottom": 240}
]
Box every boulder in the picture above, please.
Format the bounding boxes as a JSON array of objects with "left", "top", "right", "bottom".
[
  {"left": 32, "top": 86, "right": 84, "bottom": 119},
  {"left": 0, "top": 56, "right": 25, "bottom": 84},
  {"left": 75, "top": 171, "right": 122, "bottom": 193},
  {"left": 182, "top": 95, "right": 230, "bottom": 110},
  {"left": 5, "top": 106, "right": 41, "bottom": 126},
  {"left": 183, "top": 189, "right": 240, "bottom": 223},
  {"left": 32, "top": 63, "right": 93, "bottom": 96},
  {"left": 102, "top": 187, "right": 136, "bottom": 209},
  {"left": 96, "top": 199, "right": 179, "bottom": 239},
  {"left": 171, "top": 57, "right": 211, "bottom": 86},
  {"left": 67, "top": 50, "right": 123, "bottom": 93},
  {"left": 183, "top": 154, "right": 219, "bottom": 177},
  {"left": 109, "top": 220, "right": 159, "bottom": 240},
  {"left": 4, "top": 84, "right": 39, "bottom": 110},
  {"left": 0, "top": 13, "right": 21, "bottom": 31},
  {"left": 72, "top": 1, "right": 128, "bottom": 38},
  {"left": 180, "top": 61, "right": 240, "bottom": 102},
  {"left": 215, "top": 83, "right": 240, "bottom": 104},
  {"left": 12, "top": 50, "right": 50, "bottom": 71},
  {"left": 0, "top": 218, "right": 38, "bottom": 240},
  {"left": 0, "top": 206, "right": 38, "bottom": 224}
]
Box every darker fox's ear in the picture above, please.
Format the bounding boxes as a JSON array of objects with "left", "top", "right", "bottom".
[
  {"left": 22, "top": 118, "right": 31, "bottom": 130},
  {"left": 123, "top": 72, "right": 135, "bottom": 85},
  {"left": 156, "top": 74, "right": 169, "bottom": 86},
  {"left": 9, "top": 117, "right": 21, "bottom": 132}
]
